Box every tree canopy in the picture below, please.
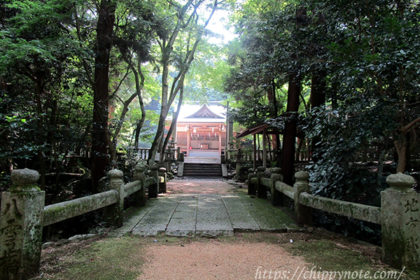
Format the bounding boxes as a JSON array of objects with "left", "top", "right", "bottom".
[{"left": 1, "top": 0, "right": 418, "bottom": 202}]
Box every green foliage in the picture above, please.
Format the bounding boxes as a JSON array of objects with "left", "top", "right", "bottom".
[
  {"left": 0, "top": 0, "right": 93, "bottom": 177},
  {"left": 304, "top": 103, "right": 395, "bottom": 202},
  {"left": 184, "top": 42, "right": 231, "bottom": 102},
  {"left": 227, "top": 0, "right": 419, "bottom": 191},
  {"left": 301, "top": 0, "right": 419, "bottom": 199}
]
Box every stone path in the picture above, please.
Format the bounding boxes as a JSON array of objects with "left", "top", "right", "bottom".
[{"left": 113, "top": 195, "right": 298, "bottom": 237}]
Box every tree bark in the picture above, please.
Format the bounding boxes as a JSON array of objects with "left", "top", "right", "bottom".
[
  {"left": 310, "top": 69, "right": 326, "bottom": 161},
  {"left": 310, "top": 70, "right": 326, "bottom": 108},
  {"left": 161, "top": 83, "right": 185, "bottom": 162},
  {"left": 91, "top": 0, "right": 116, "bottom": 192},
  {"left": 133, "top": 62, "right": 146, "bottom": 149},
  {"left": 394, "top": 117, "right": 420, "bottom": 172},
  {"left": 110, "top": 91, "right": 137, "bottom": 165},
  {"left": 267, "top": 79, "right": 281, "bottom": 164},
  {"left": 281, "top": 74, "right": 301, "bottom": 185}
]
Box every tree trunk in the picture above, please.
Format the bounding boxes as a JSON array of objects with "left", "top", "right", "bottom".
[
  {"left": 133, "top": 63, "right": 146, "bottom": 149},
  {"left": 148, "top": 51, "right": 170, "bottom": 164},
  {"left": 91, "top": 0, "right": 116, "bottom": 192},
  {"left": 267, "top": 79, "right": 281, "bottom": 166},
  {"left": 310, "top": 70, "right": 326, "bottom": 108},
  {"left": 110, "top": 91, "right": 137, "bottom": 165},
  {"left": 310, "top": 70, "right": 326, "bottom": 162},
  {"left": 149, "top": 112, "right": 166, "bottom": 163},
  {"left": 161, "top": 84, "right": 184, "bottom": 162},
  {"left": 281, "top": 74, "right": 301, "bottom": 185},
  {"left": 394, "top": 117, "right": 420, "bottom": 172},
  {"left": 394, "top": 138, "right": 407, "bottom": 173},
  {"left": 148, "top": 0, "right": 218, "bottom": 164}
]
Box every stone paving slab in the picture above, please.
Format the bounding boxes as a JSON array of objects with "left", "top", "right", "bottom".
[
  {"left": 196, "top": 195, "right": 234, "bottom": 237},
  {"left": 109, "top": 205, "right": 153, "bottom": 237},
  {"left": 131, "top": 197, "right": 178, "bottom": 236},
  {"left": 240, "top": 194, "right": 296, "bottom": 231},
  {"left": 166, "top": 196, "right": 197, "bottom": 237},
  {"left": 221, "top": 195, "right": 260, "bottom": 231},
  {"left": 114, "top": 188, "right": 299, "bottom": 237}
]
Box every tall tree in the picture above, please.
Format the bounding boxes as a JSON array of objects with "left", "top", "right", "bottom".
[
  {"left": 109, "top": 0, "right": 160, "bottom": 163},
  {"left": 281, "top": 74, "right": 301, "bottom": 185},
  {"left": 148, "top": 0, "right": 219, "bottom": 163},
  {"left": 0, "top": 0, "right": 88, "bottom": 188},
  {"left": 91, "top": 0, "right": 116, "bottom": 190}
]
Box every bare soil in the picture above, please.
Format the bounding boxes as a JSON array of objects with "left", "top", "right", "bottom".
[
  {"left": 35, "top": 177, "right": 404, "bottom": 280},
  {"left": 165, "top": 178, "right": 237, "bottom": 194},
  {"left": 138, "top": 240, "right": 309, "bottom": 280}
]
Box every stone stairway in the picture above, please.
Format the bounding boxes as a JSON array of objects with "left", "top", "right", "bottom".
[{"left": 183, "top": 163, "right": 222, "bottom": 177}]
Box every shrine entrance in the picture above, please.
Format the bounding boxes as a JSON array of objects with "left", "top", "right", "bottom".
[{"left": 168, "top": 104, "right": 227, "bottom": 164}]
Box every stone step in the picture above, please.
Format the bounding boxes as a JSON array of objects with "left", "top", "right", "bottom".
[{"left": 183, "top": 163, "right": 222, "bottom": 177}]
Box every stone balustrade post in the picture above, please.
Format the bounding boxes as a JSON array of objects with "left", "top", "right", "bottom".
[
  {"left": 106, "top": 169, "right": 124, "bottom": 227},
  {"left": 381, "top": 173, "right": 419, "bottom": 269},
  {"left": 148, "top": 164, "right": 159, "bottom": 198},
  {"left": 158, "top": 167, "right": 167, "bottom": 194},
  {"left": 293, "top": 171, "right": 312, "bottom": 226},
  {"left": 257, "top": 166, "right": 267, "bottom": 198},
  {"left": 178, "top": 152, "right": 184, "bottom": 162},
  {"left": 247, "top": 168, "right": 257, "bottom": 195},
  {"left": 133, "top": 161, "right": 147, "bottom": 206},
  {"left": 270, "top": 167, "right": 283, "bottom": 206},
  {"left": 235, "top": 149, "right": 242, "bottom": 180},
  {"left": 0, "top": 169, "right": 45, "bottom": 280}
]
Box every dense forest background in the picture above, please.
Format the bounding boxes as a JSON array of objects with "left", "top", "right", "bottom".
[
  {"left": 224, "top": 0, "right": 419, "bottom": 241},
  {"left": 1, "top": 0, "right": 419, "bottom": 237},
  {"left": 0, "top": 0, "right": 230, "bottom": 195}
]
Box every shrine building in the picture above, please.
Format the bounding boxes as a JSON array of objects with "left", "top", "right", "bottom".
[{"left": 169, "top": 104, "right": 227, "bottom": 159}]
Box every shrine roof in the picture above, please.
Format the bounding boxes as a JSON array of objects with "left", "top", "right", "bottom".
[{"left": 174, "top": 104, "right": 227, "bottom": 123}]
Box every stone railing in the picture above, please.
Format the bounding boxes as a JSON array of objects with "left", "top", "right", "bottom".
[
  {"left": 0, "top": 161, "right": 166, "bottom": 279},
  {"left": 249, "top": 168, "right": 419, "bottom": 270},
  {"left": 226, "top": 149, "right": 277, "bottom": 163}
]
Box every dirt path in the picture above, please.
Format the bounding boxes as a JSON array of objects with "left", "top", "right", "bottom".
[
  {"left": 134, "top": 179, "right": 306, "bottom": 279},
  {"left": 138, "top": 240, "right": 309, "bottom": 280},
  {"left": 38, "top": 179, "right": 403, "bottom": 280},
  {"left": 165, "top": 178, "right": 236, "bottom": 194},
  {"left": 38, "top": 230, "right": 398, "bottom": 280}
]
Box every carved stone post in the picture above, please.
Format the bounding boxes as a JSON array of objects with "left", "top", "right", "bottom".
[
  {"left": 235, "top": 149, "right": 242, "bottom": 180},
  {"left": 381, "top": 173, "right": 419, "bottom": 268},
  {"left": 257, "top": 166, "right": 267, "bottom": 198},
  {"left": 247, "top": 168, "right": 257, "bottom": 195},
  {"left": 178, "top": 152, "right": 184, "bottom": 162},
  {"left": 133, "top": 161, "right": 147, "bottom": 206},
  {"left": 148, "top": 164, "right": 159, "bottom": 198},
  {"left": 158, "top": 167, "right": 167, "bottom": 193},
  {"left": 294, "top": 171, "right": 312, "bottom": 226},
  {"left": 0, "top": 169, "right": 45, "bottom": 280},
  {"left": 106, "top": 169, "right": 124, "bottom": 227},
  {"left": 270, "top": 167, "right": 283, "bottom": 206}
]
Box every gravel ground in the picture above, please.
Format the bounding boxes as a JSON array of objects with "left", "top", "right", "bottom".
[
  {"left": 165, "top": 178, "right": 236, "bottom": 194},
  {"left": 138, "top": 240, "right": 310, "bottom": 280}
]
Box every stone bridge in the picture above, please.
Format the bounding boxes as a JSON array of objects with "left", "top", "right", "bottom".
[{"left": 112, "top": 179, "right": 299, "bottom": 237}]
